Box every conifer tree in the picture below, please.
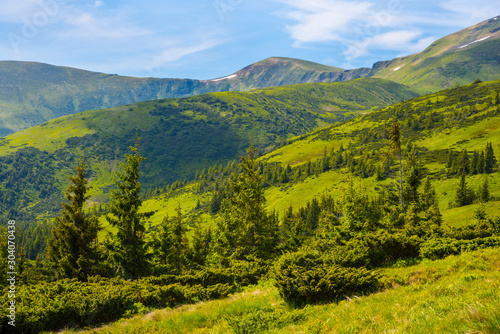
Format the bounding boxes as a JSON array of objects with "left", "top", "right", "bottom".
[
  {"left": 150, "top": 205, "right": 188, "bottom": 273},
  {"left": 47, "top": 156, "right": 101, "bottom": 281},
  {"left": 404, "top": 145, "right": 423, "bottom": 206},
  {"left": 213, "top": 143, "right": 278, "bottom": 262},
  {"left": 105, "top": 135, "right": 154, "bottom": 278},
  {"left": 479, "top": 176, "right": 490, "bottom": 203},
  {"left": 389, "top": 119, "right": 404, "bottom": 212},
  {"left": 455, "top": 173, "right": 474, "bottom": 207},
  {"left": 187, "top": 221, "right": 211, "bottom": 268},
  {"left": 484, "top": 142, "right": 497, "bottom": 174}
]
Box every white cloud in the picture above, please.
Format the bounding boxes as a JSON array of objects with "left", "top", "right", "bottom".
[
  {"left": 0, "top": 0, "right": 45, "bottom": 23},
  {"left": 344, "top": 30, "right": 430, "bottom": 60},
  {"left": 149, "top": 39, "right": 223, "bottom": 70},
  {"left": 95, "top": 1, "right": 104, "bottom": 8},
  {"left": 60, "top": 11, "right": 150, "bottom": 39},
  {"left": 440, "top": 0, "right": 500, "bottom": 24},
  {"left": 276, "top": 0, "right": 373, "bottom": 46}
]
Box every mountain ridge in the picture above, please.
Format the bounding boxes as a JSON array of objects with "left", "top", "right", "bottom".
[{"left": 0, "top": 16, "right": 499, "bottom": 135}]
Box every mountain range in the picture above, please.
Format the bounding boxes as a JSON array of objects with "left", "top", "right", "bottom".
[{"left": 0, "top": 15, "right": 499, "bottom": 136}]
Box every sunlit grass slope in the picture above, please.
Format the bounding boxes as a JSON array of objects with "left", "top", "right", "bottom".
[
  {"left": 58, "top": 247, "right": 500, "bottom": 334},
  {"left": 136, "top": 79, "right": 500, "bottom": 233},
  {"left": 0, "top": 78, "right": 417, "bottom": 224}
]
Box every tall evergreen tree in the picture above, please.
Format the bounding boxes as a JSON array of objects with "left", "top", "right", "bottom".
[
  {"left": 403, "top": 146, "right": 423, "bottom": 206},
  {"left": 47, "top": 156, "right": 101, "bottom": 281},
  {"left": 484, "top": 142, "right": 497, "bottom": 174},
  {"left": 479, "top": 176, "right": 490, "bottom": 203},
  {"left": 150, "top": 205, "right": 188, "bottom": 273},
  {"left": 455, "top": 173, "right": 474, "bottom": 207},
  {"left": 212, "top": 143, "right": 278, "bottom": 262},
  {"left": 389, "top": 119, "right": 404, "bottom": 212},
  {"left": 187, "top": 221, "right": 211, "bottom": 268},
  {"left": 105, "top": 135, "right": 155, "bottom": 278}
]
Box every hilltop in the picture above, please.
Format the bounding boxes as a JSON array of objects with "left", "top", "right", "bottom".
[
  {"left": 0, "top": 78, "right": 417, "bottom": 227},
  {"left": 0, "top": 16, "right": 499, "bottom": 135}
]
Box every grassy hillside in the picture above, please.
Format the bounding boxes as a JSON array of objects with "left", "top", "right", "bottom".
[
  {"left": 2, "top": 16, "right": 499, "bottom": 135},
  {"left": 56, "top": 247, "right": 500, "bottom": 334},
  {"left": 371, "top": 16, "right": 500, "bottom": 93},
  {"left": 134, "top": 79, "right": 500, "bottom": 237},
  {"left": 0, "top": 78, "right": 417, "bottom": 226}
]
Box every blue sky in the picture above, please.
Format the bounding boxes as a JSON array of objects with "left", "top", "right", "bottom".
[{"left": 0, "top": 0, "right": 498, "bottom": 79}]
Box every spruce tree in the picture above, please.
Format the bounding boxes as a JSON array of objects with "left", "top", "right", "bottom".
[
  {"left": 105, "top": 135, "right": 154, "bottom": 278},
  {"left": 479, "top": 176, "right": 490, "bottom": 203},
  {"left": 484, "top": 142, "right": 497, "bottom": 174},
  {"left": 187, "top": 221, "right": 211, "bottom": 268},
  {"left": 389, "top": 119, "right": 404, "bottom": 212},
  {"left": 213, "top": 143, "right": 278, "bottom": 262},
  {"left": 403, "top": 146, "right": 423, "bottom": 206},
  {"left": 455, "top": 173, "right": 473, "bottom": 207},
  {"left": 47, "top": 156, "right": 101, "bottom": 281},
  {"left": 150, "top": 205, "right": 188, "bottom": 273}
]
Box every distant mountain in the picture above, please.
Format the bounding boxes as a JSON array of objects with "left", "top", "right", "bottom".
[
  {"left": 0, "top": 78, "right": 418, "bottom": 224},
  {"left": 370, "top": 15, "right": 500, "bottom": 92},
  {"left": 0, "top": 16, "right": 499, "bottom": 135},
  {"left": 0, "top": 58, "right": 366, "bottom": 136}
]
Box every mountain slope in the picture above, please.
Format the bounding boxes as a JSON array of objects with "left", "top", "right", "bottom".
[
  {"left": 134, "top": 79, "right": 500, "bottom": 233},
  {"left": 2, "top": 16, "right": 499, "bottom": 135},
  {"left": 0, "top": 78, "right": 417, "bottom": 224},
  {"left": 371, "top": 15, "right": 500, "bottom": 92}
]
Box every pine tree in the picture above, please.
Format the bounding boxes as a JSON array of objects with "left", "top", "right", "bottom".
[
  {"left": 478, "top": 151, "right": 485, "bottom": 174},
  {"left": 455, "top": 173, "right": 474, "bottom": 207},
  {"left": 457, "top": 149, "right": 470, "bottom": 175},
  {"left": 212, "top": 143, "right": 278, "bottom": 262},
  {"left": 479, "top": 176, "right": 490, "bottom": 203},
  {"left": 389, "top": 119, "right": 404, "bottom": 212},
  {"left": 47, "top": 156, "right": 101, "bottom": 281},
  {"left": 187, "top": 222, "right": 211, "bottom": 268},
  {"left": 150, "top": 205, "right": 188, "bottom": 273},
  {"left": 105, "top": 135, "right": 155, "bottom": 279},
  {"left": 484, "top": 142, "right": 497, "bottom": 174},
  {"left": 404, "top": 146, "right": 423, "bottom": 206}
]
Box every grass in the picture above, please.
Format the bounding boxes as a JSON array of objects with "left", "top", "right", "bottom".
[{"left": 54, "top": 247, "right": 500, "bottom": 334}]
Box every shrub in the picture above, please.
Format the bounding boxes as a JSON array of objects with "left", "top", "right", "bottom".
[
  {"left": 273, "top": 251, "right": 379, "bottom": 307},
  {"left": 0, "top": 276, "right": 237, "bottom": 333},
  {"left": 420, "top": 236, "right": 500, "bottom": 260}
]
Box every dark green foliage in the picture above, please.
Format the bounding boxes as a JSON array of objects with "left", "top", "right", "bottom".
[
  {"left": 446, "top": 143, "right": 497, "bottom": 177},
  {"left": 46, "top": 156, "right": 101, "bottom": 281},
  {"left": 105, "top": 137, "right": 155, "bottom": 279},
  {"left": 186, "top": 223, "right": 211, "bottom": 268},
  {"left": 0, "top": 147, "right": 61, "bottom": 227},
  {"left": 484, "top": 142, "right": 497, "bottom": 173},
  {"left": 389, "top": 119, "right": 404, "bottom": 212},
  {"left": 455, "top": 173, "right": 474, "bottom": 207},
  {"left": 419, "top": 236, "right": 500, "bottom": 260},
  {"left": 226, "top": 308, "right": 306, "bottom": 334},
  {"left": 273, "top": 252, "right": 379, "bottom": 307},
  {"left": 149, "top": 205, "right": 189, "bottom": 274},
  {"left": 213, "top": 144, "right": 278, "bottom": 262},
  {"left": 0, "top": 276, "right": 235, "bottom": 334},
  {"left": 327, "top": 231, "right": 421, "bottom": 269},
  {"left": 479, "top": 176, "right": 490, "bottom": 203}
]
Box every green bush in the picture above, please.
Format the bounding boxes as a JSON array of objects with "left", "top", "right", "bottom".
[
  {"left": 226, "top": 308, "right": 306, "bottom": 334},
  {"left": 273, "top": 251, "right": 379, "bottom": 307},
  {"left": 0, "top": 276, "right": 236, "bottom": 333},
  {"left": 333, "top": 231, "right": 421, "bottom": 268},
  {"left": 420, "top": 236, "right": 500, "bottom": 260}
]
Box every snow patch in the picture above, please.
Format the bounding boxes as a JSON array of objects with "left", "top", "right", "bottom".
[
  {"left": 458, "top": 35, "right": 491, "bottom": 49},
  {"left": 210, "top": 74, "right": 237, "bottom": 82},
  {"left": 393, "top": 66, "right": 402, "bottom": 71}
]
